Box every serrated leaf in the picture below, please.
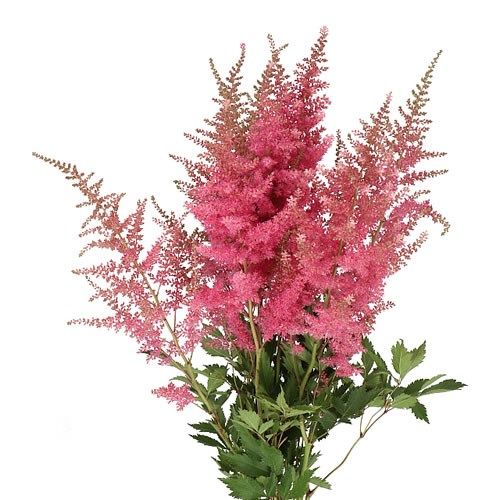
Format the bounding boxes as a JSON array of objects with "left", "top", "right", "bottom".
[
  {"left": 232, "top": 423, "right": 262, "bottom": 458},
  {"left": 362, "top": 336, "right": 388, "bottom": 371},
  {"left": 411, "top": 401, "right": 429, "bottom": 423},
  {"left": 259, "top": 397, "right": 281, "bottom": 413},
  {"left": 405, "top": 379, "right": 428, "bottom": 395},
  {"left": 289, "top": 470, "right": 313, "bottom": 498},
  {"left": 190, "top": 433, "right": 222, "bottom": 448},
  {"left": 222, "top": 476, "right": 266, "bottom": 500},
  {"left": 317, "top": 409, "right": 337, "bottom": 431},
  {"left": 286, "top": 407, "right": 318, "bottom": 418},
  {"left": 408, "top": 341, "right": 426, "bottom": 372},
  {"left": 279, "top": 419, "right": 301, "bottom": 432},
  {"left": 391, "top": 393, "right": 418, "bottom": 409},
  {"left": 391, "top": 340, "right": 410, "bottom": 377},
  {"left": 392, "top": 340, "right": 426, "bottom": 379},
  {"left": 264, "top": 473, "right": 278, "bottom": 497},
  {"left": 310, "top": 476, "right": 331, "bottom": 489},
  {"left": 277, "top": 390, "right": 289, "bottom": 411},
  {"left": 260, "top": 444, "right": 284, "bottom": 475},
  {"left": 170, "top": 375, "right": 191, "bottom": 384},
  {"left": 219, "top": 452, "right": 269, "bottom": 477},
  {"left": 189, "top": 421, "right": 218, "bottom": 434},
  {"left": 368, "top": 396, "right": 386, "bottom": 407},
  {"left": 238, "top": 410, "right": 261, "bottom": 432},
  {"left": 278, "top": 466, "right": 294, "bottom": 498},
  {"left": 420, "top": 379, "right": 466, "bottom": 396},
  {"left": 215, "top": 390, "right": 231, "bottom": 407},
  {"left": 406, "top": 374, "right": 445, "bottom": 396},
  {"left": 421, "top": 374, "right": 446, "bottom": 390},
  {"left": 362, "top": 350, "right": 374, "bottom": 373},
  {"left": 207, "top": 374, "right": 225, "bottom": 393},
  {"left": 343, "top": 387, "right": 380, "bottom": 418},
  {"left": 259, "top": 420, "right": 275, "bottom": 435}
]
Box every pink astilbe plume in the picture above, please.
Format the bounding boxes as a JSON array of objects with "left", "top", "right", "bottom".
[
  {"left": 33, "top": 27, "right": 449, "bottom": 402},
  {"left": 31, "top": 154, "right": 203, "bottom": 375},
  {"left": 152, "top": 383, "right": 196, "bottom": 411},
  {"left": 172, "top": 28, "right": 448, "bottom": 376}
]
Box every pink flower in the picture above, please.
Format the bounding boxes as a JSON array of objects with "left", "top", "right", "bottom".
[{"left": 152, "top": 383, "right": 195, "bottom": 411}]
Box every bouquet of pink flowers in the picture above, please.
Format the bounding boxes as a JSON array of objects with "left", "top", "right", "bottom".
[{"left": 34, "top": 28, "right": 464, "bottom": 499}]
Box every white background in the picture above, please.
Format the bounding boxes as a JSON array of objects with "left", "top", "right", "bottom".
[{"left": 1, "top": 1, "right": 499, "bottom": 498}]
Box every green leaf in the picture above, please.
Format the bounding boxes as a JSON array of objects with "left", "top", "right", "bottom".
[
  {"left": 286, "top": 406, "right": 320, "bottom": 418},
  {"left": 362, "top": 349, "right": 374, "bottom": 373},
  {"left": 421, "top": 374, "right": 446, "bottom": 390},
  {"left": 420, "top": 379, "right": 466, "bottom": 396},
  {"left": 277, "top": 389, "right": 289, "bottom": 411},
  {"left": 259, "top": 420, "right": 275, "bottom": 435},
  {"left": 207, "top": 374, "right": 225, "bottom": 393},
  {"left": 289, "top": 470, "right": 313, "bottom": 498},
  {"left": 411, "top": 401, "right": 429, "bottom": 423},
  {"left": 260, "top": 444, "right": 284, "bottom": 475},
  {"left": 259, "top": 349, "right": 275, "bottom": 395},
  {"left": 368, "top": 396, "right": 386, "bottom": 407},
  {"left": 263, "top": 473, "right": 278, "bottom": 497},
  {"left": 279, "top": 419, "right": 301, "bottom": 432},
  {"left": 219, "top": 452, "right": 269, "bottom": 477},
  {"left": 364, "top": 370, "right": 391, "bottom": 390},
  {"left": 309, "top": 476, "right": 331, "bottom": 490},
  {"left": 203, "top": 343, "right": 231, "bottom": 359},
  {"left": 391, "top": 340, "right": 410, "bottom": 377},
  {"left": 170, "top": 375, "right": 191, "bottom": 384},
  {"left": 189, "top": 421, "right": 218, "bottom": 434},
  {"left": 343, "top": 387, "right": 380, "bottom": 418},
  {"left": 405, "top": 374, "right": 445, "bottom": 395},
  {"left": 215, "top": 390, "right": 231, "bottom": 407},
  {"left": 222, "top": 476, "right": 266, "bottom": 500},
  {"left": 190, "top": 433, "right": 222, "bottom": 448},
  {"left": 409, "top": 341, "right": 426, "bottom": 372},
  {"left": 317, "top": 409, "right": 337, "bottom": 432},
  {"left": 232, "top": 423, "right": 262, "bottom": 458},
  {"left": 362, "top": 336, "right": 388, "bottom": 371},
  {"left": 277, "top": 466, "right": 294, "bottom": 498},
  {"left": 391, "top": 393, "right": 418, "bottom": 409},
  {"left": 238, "top": 410, "right": 261, "bottom": 432},
  {"left": 391, "top": 340, "right": 426, "bottom": 379}
]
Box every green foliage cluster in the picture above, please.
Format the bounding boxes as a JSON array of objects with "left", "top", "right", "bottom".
[{"left": 184, "top": 331, "right": 464, "bottom": 499}]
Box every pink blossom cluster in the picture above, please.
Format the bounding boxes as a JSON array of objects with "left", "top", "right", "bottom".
[
  {"left": 174, "top": 28, "right": 448, "bottom": 375},
  {"left": 152, "top": 383, "right": 195, "bottom": 410},
  {"left": 32, "top": 155, "right": 203, "bottom": 370},
  {"left": 33, "top": 28, "right": 448, "bottom": 408}
]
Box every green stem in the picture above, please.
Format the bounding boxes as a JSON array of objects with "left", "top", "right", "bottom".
[
  {"left": 309, "top": 409, "right": 390, "bottom": 497},
  {"left": 128, "top": 244, "right": 234, "bottom": 451},
  {"left": 299, "top": 419, "right": 311, "bottom": 476},
  {"left": 247, "top": 299, "right": 262, "bottom": 412},
  {"left": 299, "top": 341, "right": 319, "bottom": 399}
]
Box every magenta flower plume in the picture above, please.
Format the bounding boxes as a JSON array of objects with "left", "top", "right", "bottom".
[
  {"left": 171, "top": 28, "right": 448, "bottom": 376},
  {"left": 34, "top": 28, "right": 448, "bottom": 384}
]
